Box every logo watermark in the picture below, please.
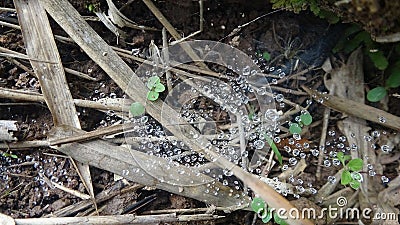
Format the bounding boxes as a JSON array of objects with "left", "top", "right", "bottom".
[{"left": 266, "top": 196, "right": 398, "bottom": 222}]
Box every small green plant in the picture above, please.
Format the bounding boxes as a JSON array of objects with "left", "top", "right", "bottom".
[
  {"left": 289, "top": 112, "right": 312, "bottom": 134},
  {"left": 85, "top": 3, "right": 99, "bottom": 13},
  {"left": 270, "top": 0, "right": 319, "bottom": 15},
  {"left": 334, "top": 25, "right": 389, "bottom": 70},
  {"left": 269, "top": 0, "right": 339, "bottom": 23},
  {"left": 1, "top": 151, "right": 17, "bottom": 159},
  {"left": 146, "top": 76, "right": 165, "bottom": 101},
  {"left": 333, "top": 25, "right": 400, "bottom": 102},
  {"left": 251, "top": 197, "right": 288, "bottom": 225},
  {"left": 262, "top": 51, "right": 271, "bottom": 61},
  {"left": 130, "top": 102, "right": 145, "bottom": 117},
  {"left": 256, "top": 50, "right": 271, "bottom": 62},
  {"left": 367, "top": 60, "right": 400, "bottom": 102},
  {"left": 335, "top": 152, "right": 364, "bottom": 190},
  {"left": 264, "top": 135, "right": 283, "bottom": 165}
]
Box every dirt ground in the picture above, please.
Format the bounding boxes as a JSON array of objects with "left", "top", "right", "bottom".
[{"left": 1, "top": 0, "right": 399, "bottom": 225}]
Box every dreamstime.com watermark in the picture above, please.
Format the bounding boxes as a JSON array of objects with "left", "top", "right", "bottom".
[{"left": 267, "top": 196, "right": 398, "bottom": 222}]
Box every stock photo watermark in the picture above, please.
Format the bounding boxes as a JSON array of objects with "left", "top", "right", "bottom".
[{"left": 265, "top": 196, "right": 398, "bottom": 222}]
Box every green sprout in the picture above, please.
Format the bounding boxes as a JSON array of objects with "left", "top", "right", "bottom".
[
  {"left": 289, "top": 112, "right": 312, "bottom": 134},
  {"left": 264, "top": 135, "right": 283, "bottom": 165},
  {"left": 251, "top": 197, "right": 288, "bottom": 225},
  {"left": 85, "top": 3, "right": 99, "bottom": 13},
  {"left": 130, "top": 102, "right": 145, "bottom": 117},
  {"left": 1, "top": 152, "right": 17, "bottom": 159},
  {"left": 262, "top": 51, "right": 271, "bottom": 61},
  {"left": 367, "top": 60, "right": 400, "bottom": 102},
  {"left": 146, "top": 76, "right": 165, "bottom": 101},
  {"left": 333, "top": 24, "right": 400, "bottom": 102},
  {"left": 335, "top": 152, "right": 364, "bottom": 190}
]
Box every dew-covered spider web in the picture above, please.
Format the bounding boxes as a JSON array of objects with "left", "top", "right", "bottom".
[{"left": 122, "top": 40, "right": 281, "bottom": 203}]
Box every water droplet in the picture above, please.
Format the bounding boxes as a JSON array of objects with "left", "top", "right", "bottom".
[
  {"left": 265, "top": 109, "right": 280, "bottom": 121},
  {"left": 223, "top": 169, "right": 233, "bottom": 176},
  {"left": 368, "top": 170, "right": 376, "bottom": 177},
  {"left": 323, "top": 160, "right": 331, "bottom": 167},
  {"left": 288, "top": 157, "right": 297, "bottom": 166},
  {"left": 293, "top": 133, "right": 301, "bottom": 140},
  {"left": 242, "top": 66, "right": 250, "bottom": 76},
  {"left": 275, "top": 94, "right": 284, "bottom": 102},
  {"left": 253, "top": 140, "right": 265, "bottom": 149},
  {"left": 381, "top": 176, "right": 389, "bottom": 183},
  {"left": 328, "top": 176, "right": 336, "bottom": 184},
  {"left": 332, "top": 158, "right": 341, "bottom": 166},
  {"left": 282, "top": 164, "right": 288, "bottom": 171},
  {"left": 381, "top": 145, "right": 391, "bottom": 153},
  {"left": 378, "top": 116, "right": 386, "bottom": 123}
]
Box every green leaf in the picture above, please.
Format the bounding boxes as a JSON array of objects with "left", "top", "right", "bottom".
[
  {"left": 368, "top": 51, "right": 388, "bottom": 70},
  {"left": 300, "top": 113, "right": 312, "bottom": 126},
  {"left": 87, "top": 4, "right": 94, "bottom": 12},
  {"left": 273, "top": 212, "right": 289, "bottom": 225},
  {"left": 336, "top": 151, "right": 344, "bottom": 160},
  {"left": 385, "top": 66, "right": 400, "bottom": 88},
  {"left": 251, "top": 197, "right": 265, "bottom": 214},
  {"left": 248, "top": 104, "right": 255, "bottom": 121},
  {"left": 343, "top": 31, "right": 371, "bottom": 54},
  {"left": 367, "top": 86, "right": 387, "bottom": 102},
  {"left": 289, "top": 123, "right": 302, "bottom": 134},
  {"left": 349, "top": 180, "right": 361, "bottom": 189},
  {"left": 147, "top": 76, "right": 160, "bottom": 89},
  {"left": 147, "top": 90, "right": 159, "bottom": 101},
  {"left": 262, "top": 52, "right": 271, "bottom": 61},
  {"left": 10, "top": 154, "right": 18, "bottom": 159},
  {"left": 129, "top": 102, "right": 145, "bottom": 117},
  {"left": 317, "top": 9, "right": 340, "bottom": 24},
  {"left": 341, "top": 170, "right": 352, "bottom": 185},
  {"left": 344, "top": 155, "right": 351, "bottom": 162},
  {"left": 154, "top": 82, "right": 165, "bottom": 92},
  {"left": 347, "top": 158, "right": 363, "bottom": 171},
  {"left": 333, "top": 25, "right": 363, "bottom": 53},
  {"left": 265, "top": 135, "right": 283, "bottom": 165},
  {"left": 336, "top": 152, "right": 345, "bottom": 165}
]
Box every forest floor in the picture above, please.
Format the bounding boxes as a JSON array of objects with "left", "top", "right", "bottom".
[{"left": 0, "top": 0, "right": 399, "bottom": 225}]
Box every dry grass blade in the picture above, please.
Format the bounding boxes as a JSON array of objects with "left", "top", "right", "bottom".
[
  {"left": 0, "top": 87, "right": 131, "bottom": 112},
  {"left": 302, "top": 86, "right": 400, "bottom": 131},
  {"left": 105, "top": 0, "right": 158, "bottom": 31},
  {"left": 14, "top": 0, "right": 95, "bottom": 209},
  {"left": 3, "top": 213, "right": 224, "bottom": 225}
]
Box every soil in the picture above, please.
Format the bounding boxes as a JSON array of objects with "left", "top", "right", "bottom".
[{"left": 1, "top": 0, "right": 399, "bottom": 225}]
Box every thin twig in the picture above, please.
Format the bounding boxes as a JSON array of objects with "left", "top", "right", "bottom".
[
  {"left": 142, "top": 0, "right": 209, "bottom": 69},
  {"left": 64, "top": 67, "right": 97, "bottom": 81},
  {"left": 0, "top": 87, "right": 131, "bottom": 112},
  {"left": 49, "top": 123, "right": 135, "bottom": 146},
  {"left": 0, "top": 20, "right": 20, "bottom": 30},
  {"left": 11, "top": 213, "right": 225, "bottom": 225},
  {"left": 0, "top": 7, "right": 16, "bottom": 12},
  {"left": 5, "top": 57, "right": 36, "bottom": 77},
  {"left": 162, "top": 28, "right": 173, "bottom": 91},
  {"left": 316, "top": 107, "right": 330, "bottom": 180},
  {"left": 170, "top": 0, "right": 203, "bottom": 45}
]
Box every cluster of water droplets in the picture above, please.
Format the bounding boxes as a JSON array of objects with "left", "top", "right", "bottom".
[
  {"left": 0, "top": 152, "right": 81, "bottom": 212},
  {"left": 323, "top": 129, "right": 392, "bottom": 185}
]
